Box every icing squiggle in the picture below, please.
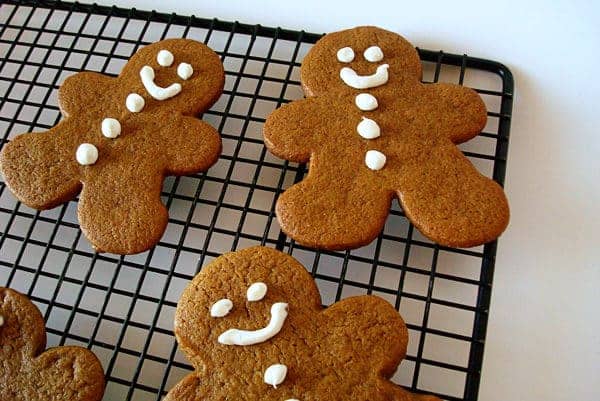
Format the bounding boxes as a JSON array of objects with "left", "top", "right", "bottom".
[
  {"left": 340, "top": 64, "right": 389, "bottom": 89},
  {"left": 218, "top": 302, "right": 288, "bottom": 345},
  {"left": 140, "top": 66, "right": 182, "bottom": 100}
]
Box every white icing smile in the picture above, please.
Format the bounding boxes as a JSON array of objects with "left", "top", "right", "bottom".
[
  {"left": 218, "top": 302, "right": 288, "bottom": 346},
  {"left": 340, "top": 64, "right": 389, "bottom": 89},
  {"left": 140, "top": 65, "right": 182, "bottom": 100}
]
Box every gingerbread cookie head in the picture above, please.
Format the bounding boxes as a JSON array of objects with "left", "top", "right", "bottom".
[
  {"left": 166, "top": 246, "right": 440, "bottom": 401},
  {"left": 0, "top": 287, "right": 105, "bottom": 401},
  {"left": 301, "top": 26, "right": 422, "bottom": 97},
  {"left": 264, "top": 26, "right": 509, "bottom": 250},
  {"left": 0, "top": 38, "right": 224, "bottom": 254},
  {"left": 100, "top": 39, "right": 224, "bottom": 116}
]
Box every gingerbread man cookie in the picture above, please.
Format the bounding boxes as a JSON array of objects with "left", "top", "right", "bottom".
[
  {"left": 264, "top": 26, "right": 509, "bottom": 249},
  {"left": 0, "top": 39, "right": 224, "bottom": 254},
  {"left": 165, "top": 246, "right": 440, "bottom": 401},
  {"left": 0, "top": 287, "right": 105, "bottom": 401}
]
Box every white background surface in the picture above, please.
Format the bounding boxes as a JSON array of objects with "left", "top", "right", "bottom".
[{"left": 83, "top": 1, "right": 599, "bottom": 400}]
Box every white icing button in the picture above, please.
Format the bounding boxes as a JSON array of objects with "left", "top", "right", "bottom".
[
  {"left": 126, "top": 93, "right": 145, "bottom": 113},
  {"left": 157, "top": 49, "right": 174, "bottom": 67},
  {"left": 101, "top": 118, "right": 121, "bottom": 139},
  {"left": 140, "top": 66, "right": 182, "bottom": 101},
  {"left": 0, "top": 314, "right": 4, "bottom": 327},
  {"left": 340, "top": 64, "right": 389, "bottom": 89},
  {"left": 210, "top": 299, "right": 233, "bottom": 318},
  {"left": 76, "top": 143, "right": 98, "bottom": 166},
  {"left": 355, "top": 93, "right": 378, "bottom": 111},
  {"left": 247, "top": 282, "right": 267, "bottom": 302},
  {"left": 177, "top": 62, "right": 193, "bottom": 80},
  {"left": 264, "top": 364, "right": 287, "bottom": 389},
  {"left": 336, "top": 47, "right": 354, "bottom": 63},
  {"left": 365, "top": 150, "right": 386, "bottom": 171},
  {"left": 218, "top": 302, "right": 288, "bottom": 346},
  {"left": 364, "top": 46, "right": 384, "bottom": 62},
  {"left": 357, "top": 117, "right": 381, "bottom": 139}
]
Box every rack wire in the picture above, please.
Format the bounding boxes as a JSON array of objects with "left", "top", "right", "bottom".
[{"left": 0, "top": 1, "right": 514, "bottom": 400}]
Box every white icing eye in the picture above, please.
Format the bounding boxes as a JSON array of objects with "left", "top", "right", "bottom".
[
  {"left": 246, "top": 282, "right": 267, "bottom": 301},
  {"left": 364, "top": 46, "right": 384, "bottom": 62},
  {"left": 210, "top": 299, "right": 233, "bottom": 317},
  {"left": 337, "top": 47, "right": 355, "bottom": 63},
  {"left": 126, "top": 93, "right": 145, "bottom": 112},
  {"left": 177, "top": 62, "right": 193, "bottom": 80},
  {"left": 157, "top": 49, "right": 174, "bottom": 67},
  {"left": 76, "top": 143, "right": 98, "bottom": 166},
  {"left": 365, "top": 150, "right": 387, "bottom": 171},
  {"left": 101, "top": 118, "right": 121, "bottom": 139},
  {"left": 264, "top": 364, "right": 287, "bottom": 388}
]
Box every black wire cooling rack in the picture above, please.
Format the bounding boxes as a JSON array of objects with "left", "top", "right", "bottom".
[{"left": 0, "top": 1, "right": 514, "bottom": 400}]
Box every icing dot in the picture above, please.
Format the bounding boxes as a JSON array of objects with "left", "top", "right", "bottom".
[
  {"left": 364, "top": 46, "right": 384, "bottom": 62},
  {"left": 337, "top": 47, "right": 354, "bottom": 63},
  {"left": 0, "top": 314, "right": 4, "bottom": 327},
  {"left": 365, "top": 150, "right": 386, "bottom": 171},
  {"left": 246, "top": 282, "right": 267, "bottom": 302},
  {"left": 355, "top": 93, "right": 378, "bottom": 111},
  {"left": 76, "top": 143, "right": 98, "bottom": 166},
  {"left": 101, "top": 118, "right": 121, "bottom": 139},
  {"left": 210, "top": 299, "right": 233, "bottom": 318},
  {"left": 157, "top": 49, "right": 174, "bottom": 67},
  {"left": 285, "top": 399, "right": 300, "bottom": 401},
  {"left": 264, "top": 364, "right": 287, "bottom": 388},
  {"left": 126, "top": 93, "right": 145, "bottom": 112},
  {"left": 357, "top": 117, "right": 381, "bottom": 139},
  {"left": 177, "top": 62, "right": 194, "bottom": 80}
]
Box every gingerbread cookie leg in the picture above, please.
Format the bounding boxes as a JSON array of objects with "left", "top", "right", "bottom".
[
  {"left": 398, "top": 142, "right": 509, "bottom": 248},
  {"left": 77, "top": 160, "right": 168, "bottom": 254},
  {"left": 276, "top": 154, "right": 393, "bottom": 250}
]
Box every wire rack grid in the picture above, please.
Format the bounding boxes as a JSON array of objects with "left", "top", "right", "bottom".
[{"left": 0, "top": 1, "right": 513, "bottom": 401}]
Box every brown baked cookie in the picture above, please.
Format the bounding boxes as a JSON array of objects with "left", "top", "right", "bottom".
[
  {"left": 0, "top": 38, "right": 224, "bottom": 254},
  {"left": 264, "top": 26, "right": 509, "bottom": 249},
  {"left": 0, "top": 287, "right": 105, "bottom": 401},
  {"left": 165, "top": 246, "right": 440, "bottom": 401}
]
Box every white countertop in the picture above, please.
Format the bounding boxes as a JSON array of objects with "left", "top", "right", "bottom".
[{"left": 84, "top": 0, "right": 600, "bottom": 399}]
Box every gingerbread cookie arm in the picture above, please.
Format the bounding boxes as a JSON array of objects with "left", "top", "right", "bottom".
[
  {"left": 0, "top": 287, "right": 46, "bottom": 356},
  {"left": 58, "top": 72, "right": 115, "bottom": 117},
  {"left": 163, "top": 115, "right": 221, "bottom": 175},
  {"left": 163, "top": 374, "right": 205, "bottom": 401},
  {"left": 323, "top": 296, "right": 408, "bottom": 377},
  {"left": 276, "top": 154, "right": 393, "bottom": 250},
  {"left": 0, "top": 121, "right": 83, "bottom": 210},
  {"left": 397, "top": 141, "right": 509, "bottom": 247},
  {"left": 0, "top": 288, "right": 105, "bottom": 401},
  {"left": 263, "top": 97, "right": 332, "bottom": 163},
  {"left": 32, "top": 347, "right": 105, "bottom": 401},
  {"left": 415, "top": 83, "right": 487, "bottom": 144},
  {"left": 77, "top": 161, "right": 168, "bottom": 254}
]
